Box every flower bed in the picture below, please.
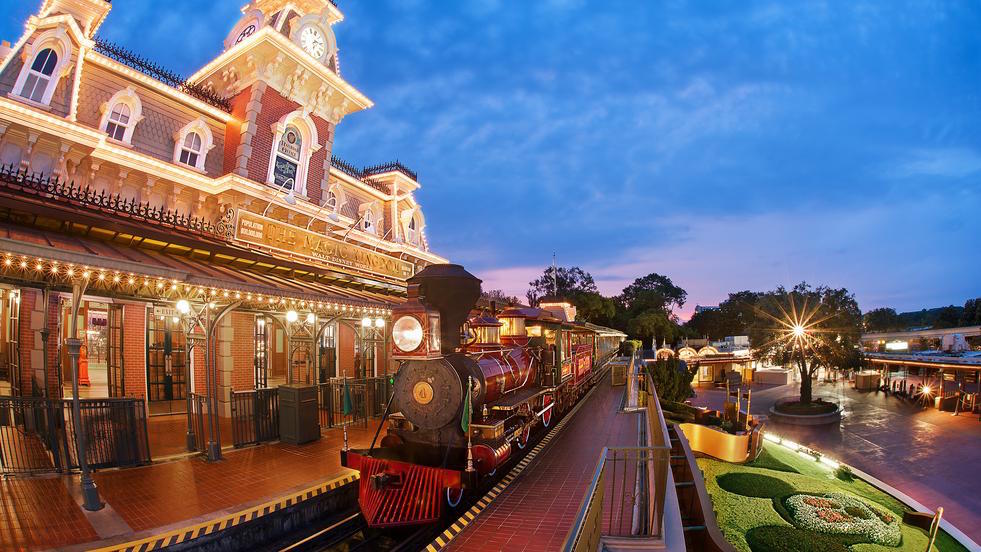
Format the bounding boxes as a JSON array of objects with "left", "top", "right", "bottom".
[{"left": 785, "top": 492, "right": 902, "bottom": 546}]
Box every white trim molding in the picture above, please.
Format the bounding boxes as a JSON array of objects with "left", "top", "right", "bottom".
[
  {"left": 12, "top": 27, "right": 74, "bottom": 107},
  {"left": 265, "top": 110, "right": 321, "bottom": 197}
]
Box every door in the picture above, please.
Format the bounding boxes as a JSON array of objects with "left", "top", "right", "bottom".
[
  {"left": 2, "top": 290, "right": 19, "bottom": 396},
  {"left": 107, "top": 304, "right": 124, "bottom": 397},
  {"left": 318, "top": 323, "right": 336, "bottom": 383},
  {"left": 146, "top": 311, "right": 186, "bottom": 414},
  {"left": 254, "top": 316, "right": 268, "bottom": 389}
]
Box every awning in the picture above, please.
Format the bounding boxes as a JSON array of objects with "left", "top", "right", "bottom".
[{"left": 0, "top": 223, "right": 402, "bottom": 309}]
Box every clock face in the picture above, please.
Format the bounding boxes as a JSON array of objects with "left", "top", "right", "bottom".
[
  {"left": 300, "top": 26, "right": 326, "bottom": 59},
  {"left": 235, "top": 23, "right": 256, "bottom": 44}
]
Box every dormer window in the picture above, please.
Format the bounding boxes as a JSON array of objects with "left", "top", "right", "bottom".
[
  {"left": 100, "top": 87, "right": 143, "bottom": 144},
  {"left": 178, "top": 132, "right": 202, "bottom": 167},
  {"left": 20, "top": 48, "right": 58, "bottom": 103},
  {"left": 173, "top": 118, "right": 215, "bottom": 172}
]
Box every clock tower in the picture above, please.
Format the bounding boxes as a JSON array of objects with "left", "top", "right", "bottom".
[{"left": 188, "top": 0, "right": 372, "bottom": 204}]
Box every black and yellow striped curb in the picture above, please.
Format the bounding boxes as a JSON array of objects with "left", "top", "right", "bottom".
[
  {"left": 424, "top": 376, "right": 607, "bottom": 551},
  {"left": 88, "top": 471, "right": 360, "bottom": 552}
]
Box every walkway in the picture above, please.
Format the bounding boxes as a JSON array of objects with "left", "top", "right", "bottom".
[
  {"left": 690, "top": 380, "right": 981, "bottom": 544},
  {"left": 0, "top": 422, "right": 382, "bottom": 551},
  {"left": 447, "top": 377, "right": 641, "bottom": 551}
]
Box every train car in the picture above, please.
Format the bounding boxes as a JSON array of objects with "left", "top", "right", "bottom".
[{"left": 341, "top": 264, "right": 625, "bottom": 528}]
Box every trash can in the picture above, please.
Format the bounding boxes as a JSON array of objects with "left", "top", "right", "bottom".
[{"left": 279, "top": 384, "right": 320, "bottom": 445}]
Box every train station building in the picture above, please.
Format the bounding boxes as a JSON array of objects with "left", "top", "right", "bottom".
[{"left": 0, "top": 0, "right": 444, "bottom": 460}]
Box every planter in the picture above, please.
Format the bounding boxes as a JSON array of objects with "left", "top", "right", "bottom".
[{"left": 769, "top": 399, "right": 841, "bottom": 426}]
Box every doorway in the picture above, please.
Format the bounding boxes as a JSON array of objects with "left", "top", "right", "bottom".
[
  {"left": 0, "top": 288, "right": 20, "bottom": 397},
  {"left": 146, "top": 310, "right": 187, "bottom": 415},
  {"left": 61, "top": 299, "right": 119, "bottom": 399}
]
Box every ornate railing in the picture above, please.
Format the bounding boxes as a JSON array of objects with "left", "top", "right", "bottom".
[
  {"left": 331, "top": 155, "right": 418, "bottom": 184},
  {"left": 0, "top": 164, "right": 234, "bottom": 240},
  {"left": 92, "top": 38, "right": 232, "bottom": 112}
]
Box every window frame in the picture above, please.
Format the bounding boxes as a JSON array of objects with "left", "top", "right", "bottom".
[
  {"left": 265, "top": 111, "right": 321, "bottom": 198},
  {"left": 172, "top": 118, "right": 215, "bottom": 172},
  {"left": 98, "top": 86, "right": 144, "bottom": 144},
  {"left": 11, "top": 29, "right": 72, "bottom": 107}
]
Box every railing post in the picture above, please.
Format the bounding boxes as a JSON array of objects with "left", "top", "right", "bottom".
[{"left": 66, "top": 338, "right": 102, "bottom": 511}]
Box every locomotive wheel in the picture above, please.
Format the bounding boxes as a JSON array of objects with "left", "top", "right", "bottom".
[
  {"left": 542, "top": 395, "right": 554, "bottom": 428},
  {"left": 516, "top": 425, "right": 531, "bottom": 449},
  {"left": 446, "top": 487, "right": 464, "bottom": 508}
]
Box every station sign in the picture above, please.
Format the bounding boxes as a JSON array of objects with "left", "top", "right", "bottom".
[
  {"left": 234, "top": 211, "right": 414, "bottom": 281},
  {"left": 153, "top": 305, "right": 178, "bottom": 319}
]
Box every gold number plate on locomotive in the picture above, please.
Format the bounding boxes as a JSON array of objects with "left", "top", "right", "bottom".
[{"left": 412, "top": 381, "right": 435, "bottom": 405}]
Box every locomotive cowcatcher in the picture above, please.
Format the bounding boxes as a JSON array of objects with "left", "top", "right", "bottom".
[{"left": 341, "top": 264, "right": 622, "bottom": 528}]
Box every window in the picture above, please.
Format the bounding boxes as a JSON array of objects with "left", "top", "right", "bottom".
[
  {"left": 325, "top": 190, "right": 337, "bottom": 210},
  {"left": 100, "top": 87, "right": 143, "bottom": 144},
  {"left": 363, "top": 210, "right": 374, "bottom": 234},
  {"left": 172, "top": 118, "right": 214, "bottom": 172},
  {"left": 19, "top": 48, "right": 58, "bottom": 103},
  {"left": 105, "top": 103, "right": 130, "bottom": 141},
  {"left": 273, "top": 125, "right": 302, "bottom": 190},
  {"left": 178, "top": 132, "right": 202, "bottom": 167},
  {"left": 407, "top": 217, "right": 417, "bottom": 243}
]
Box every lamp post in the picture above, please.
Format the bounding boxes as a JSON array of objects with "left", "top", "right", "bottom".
[
  {"left": 176, "top": 299, "right": 223, "bottom": 461},
  {"left": 67, "top": 282, "right": 102, "bottom": 511}
]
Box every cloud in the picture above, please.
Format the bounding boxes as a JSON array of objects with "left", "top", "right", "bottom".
[{"left": 886, "top": 148, "right": 981, "bottom": 179}]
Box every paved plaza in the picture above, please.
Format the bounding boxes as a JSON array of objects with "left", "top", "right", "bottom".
[{"left": 690, "top": 379, "right": 981, "bottom": 544}]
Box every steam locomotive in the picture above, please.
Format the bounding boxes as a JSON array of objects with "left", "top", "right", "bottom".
[{"left": 341, "top": 264, "right": 623, "bottom": 528}]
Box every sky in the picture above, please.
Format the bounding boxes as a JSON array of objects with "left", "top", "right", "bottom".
[{"left": 4, "top": 0, "right": 979, "bottom": 319}]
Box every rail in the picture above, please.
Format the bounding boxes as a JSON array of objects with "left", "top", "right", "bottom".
[
  {"left": 0, "top": 396, "right": 150, "bottom": 475},
  {"left": 231, "top": 387, "right": 280, "bottom": 447},
  {"left": 317, "top": 377, "right": 392, "bottom": 429},
  {"left": 187, "top": 392, "right": 209, "bottom": 453}
]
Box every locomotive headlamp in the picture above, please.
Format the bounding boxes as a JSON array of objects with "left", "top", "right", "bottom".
[{"left": 393, "top": 316, "right": 424, "bottom": 352}]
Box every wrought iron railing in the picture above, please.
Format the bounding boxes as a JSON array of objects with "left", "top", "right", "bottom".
[
  {"left": 0, "top": 396, "right": 150, "bottom": 475},
  {"left": 331, "top": 155, "right": 418, "bottom": 184},
  {"left": 91, "top": 38, "right": 231, "bottom": 112},
  {"left": 0, "top": 164, "right": 235, "bottom": 240},
  {"left": 230, "top": 387, "right": 280, "bottom": 447},
  {"left": 317, "top": 376, "right": 392, "bottom": 429},
  {"left": 363, "top": 160, "right": 417, "bottom": 181}
]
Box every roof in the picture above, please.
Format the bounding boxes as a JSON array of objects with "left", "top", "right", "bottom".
[{"left": 0, "top": 223, "right": 399, "bottom": 309}]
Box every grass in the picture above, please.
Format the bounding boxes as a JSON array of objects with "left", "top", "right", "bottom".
[{"left": 697, "top": 441, "right": 968, "bottom": 552}]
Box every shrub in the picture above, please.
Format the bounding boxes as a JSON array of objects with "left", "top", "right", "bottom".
[
  {"left": 717, "top": 473, "right": 795, "bottom": 499},
  {"left": 746, "top": 525, "right": 851, "bottom": 552},
  {"left": 834, "top": 464, "right": 854, "bottom": 482},
  {"left": 647, "top": 357, "right": 698, "bottom": 403}
]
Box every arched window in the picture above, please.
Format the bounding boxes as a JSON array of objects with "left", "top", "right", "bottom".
[
  {"left": 19, "top": 48, "right": 58, "bottom": 103},
  {"left": 274, "top": 125, "right": 302, "bottom": 191},
  {"left": 100, "top": 87, "right": 143, "bottom": 144},
  {"left": 172, "top": 118, "right": 215, "bottom": 172},
  {"left": 105, "top": 103, "right": 130, "bottom": 141},
  {"left": 363, "top": 209, "right": 375, "bottom": 234},
  {"left": 178, "top": 132, "right": 202, "bottom": 167},
  {"left": 266, "top": 111, "right": 321, "bottom": 197}
]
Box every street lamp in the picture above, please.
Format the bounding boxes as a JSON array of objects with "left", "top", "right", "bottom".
[{"left": 261, "top": 179, "right": 298, "bottom": 217}]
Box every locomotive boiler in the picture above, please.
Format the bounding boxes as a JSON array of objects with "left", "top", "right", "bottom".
[{"left": 341, "top": 263, "right": 623, "bottom": 528}]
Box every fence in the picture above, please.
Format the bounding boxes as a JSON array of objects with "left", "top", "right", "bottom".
[
  {"left": 317, "top": 377, "right": 392, "bottom": 429},
  {"left": 230, "top": 388, "right": 280, "bottom": 447},
  {"left": 187, "top": 393, "right": 209, "bottom": 453},
  {"left": 0, "top": 396, "right": 150, "bottom": 475}
]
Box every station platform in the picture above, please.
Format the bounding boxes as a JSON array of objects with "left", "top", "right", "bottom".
[
  {"left": 443, "top": 376, "right": 642, "bottom": 551},
  {"left": 0, "top": 423, "right": 380, "bottom": 551}
]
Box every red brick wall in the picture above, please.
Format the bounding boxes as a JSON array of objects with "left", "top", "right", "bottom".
[
  {"left": 122, "top": 303, "right": 146, "bottom": 399},
  {"left": 192, "top": 331, "right": 207, "bottom": 395},
  {"left": 222, "top": 84, "right": 253, "bottom": 176},
  {"left": 17, "top": 289, "right": 34, "bottom": 397},
  {"left": 44, "top": 293, "right": 59, "bottom": 397},
  {"left": 245, "top": 87, "right": 333, "bottom": 203},
  {"left": 230, "top": 312, "right": 255, "bottom": 391},
  {"left": 338, "top": 322, "right": 355, "bottom": 378}
]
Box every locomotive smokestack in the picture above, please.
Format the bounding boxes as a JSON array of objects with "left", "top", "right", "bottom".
[{"left": 409, "top": 264, "right": 481, "bottom": 353}]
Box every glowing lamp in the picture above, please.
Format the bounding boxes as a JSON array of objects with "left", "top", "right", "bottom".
[
  {"left": 792, "top": 324, "right": 806, "bottom": 338},
  {"left": 305, "top": 313, "right": 316, "bottom": 325},
  {"left": 361, "top": 316, "right": 372, "bottom": 328},
  {"left": 286, "top": 310, "right": 298, "bottom": 323},
  {"left": 374, "top": 317, "right": 385, "bottom": 328},
  {"left": 176, "top": 299, "right": 191, "bottom": 315},
  {"left": 392, "top": 316, "right": 424, "bottom": 352},
  {"left": 921, "top": 385, "right": 932, "bottom": 396}
]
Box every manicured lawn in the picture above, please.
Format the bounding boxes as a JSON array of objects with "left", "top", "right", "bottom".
[{"left": 697, "top": 441, "right": 968, "bottom": 552}]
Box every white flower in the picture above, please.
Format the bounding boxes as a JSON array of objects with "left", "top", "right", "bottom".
[{"left": 785, "top": 492, "right": 901, "bottom": 546}]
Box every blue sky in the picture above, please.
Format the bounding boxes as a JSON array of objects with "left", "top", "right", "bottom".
[{"left": 4, "top": 1, "right": 979, "bottom": 317}]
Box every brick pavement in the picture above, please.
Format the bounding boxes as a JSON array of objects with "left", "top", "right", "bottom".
[
  {"left": 0, "top": 422, "right": 381, "bottom": 550},
  {"left": 448, "top": 381, "right": 640, "bottom": 552}
]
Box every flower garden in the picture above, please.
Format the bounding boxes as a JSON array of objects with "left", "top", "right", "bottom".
[{"left": 698, "top": 441, "right": 968, "bottom": 552}]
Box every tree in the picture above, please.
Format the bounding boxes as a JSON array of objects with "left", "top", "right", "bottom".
[
  {"left": 481, "top": 288, "right": 522, "bottom": 307},
  {"left": 684, "top": 291, "right": 762, "bottom": 340},
  {"left": 526, "top": 266, "right": 598, "bottom": 306},
  {"left": 619, "top": 273, "right": 687, "bottom": 313},
  {"left": 647, "top": 357, "right": 698, "bottom": 404},
  {"left": 933, "top": 305, "right": 962, "bottom": 329},
  {"left": 748, "top": 283, "right": 862, "bottom": 404},
  {"left": 863, "top": 307, "right": 902, "bottom": 332},
  {"left": 627, "top": 309, "right": 677, "bottom": 349},
  {"left": 573, "top": 291, "right": 617, "bottom": 326},
  {"left": 960, "top": 298, "right": 981, "bottom": 326}
]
